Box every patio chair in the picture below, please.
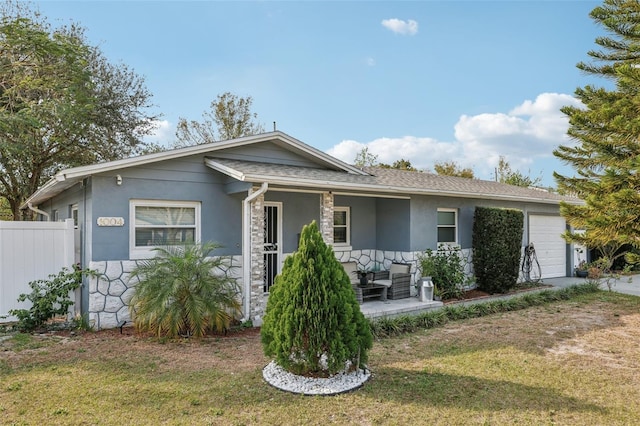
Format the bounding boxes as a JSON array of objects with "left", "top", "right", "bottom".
[
  {"left": 373, "top": 263, "right": 412, "bottom": 299},
  {"left": 341, "top": 261, "right": 360, "bottom": 285}
]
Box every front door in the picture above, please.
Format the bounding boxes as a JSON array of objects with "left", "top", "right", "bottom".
[{"left": 263, "top": 202, "right": 282, "bottom": 292}]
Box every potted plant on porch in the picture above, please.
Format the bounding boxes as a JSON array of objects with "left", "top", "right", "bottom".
[
  {"left": 575, "top": 248, "right": 588, "bottom": 278},
  {"left": 575, "top": 260, "right": 589, "bottom": 278},
  {"left": 357, "top": 269, "right": 371, "bottom": 287}
]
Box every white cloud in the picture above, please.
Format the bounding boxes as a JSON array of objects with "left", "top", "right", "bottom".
[
  {"left": 143, "top": 119, "right": 175, "bottom": 148},
  {"left": 381, "top": 18, "right": 418, "bottom": 36},
  {"left": 365, "top": 57, "right": 376, "bottom": 67},
  {"left": 454, "top": 93, "right": 582, "bottom": 174},
  {"left": 327, "top": 136, "right": 459, "bottom": 170},
  {"left": 327, "top": 93, "right": 582, "bottom": 181}
]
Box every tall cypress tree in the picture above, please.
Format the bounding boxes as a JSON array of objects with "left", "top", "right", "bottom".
[
  {"left": 261, "top": 221, "right": 372, "bottom": 376},
  {"left": 553, "top": 0, "right": 640, "bottom": 267}
]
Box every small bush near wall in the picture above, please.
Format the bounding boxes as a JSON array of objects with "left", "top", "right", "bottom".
[
  {"left": 473, "top": 207, "right": 524, "bottom": 294},
  {"left": 128, "top": 243, "right": 241, "bottom": 338},
  {"left": 418, "top": 245, "right": 467, "bottom": 300},
  {"left": 9, "top": 266, "right": 94, "bottom": 332}
]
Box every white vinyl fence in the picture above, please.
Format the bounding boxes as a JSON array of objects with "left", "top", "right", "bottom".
[{"left": 0, "top": 219, "right": 75, "bottom": 322}]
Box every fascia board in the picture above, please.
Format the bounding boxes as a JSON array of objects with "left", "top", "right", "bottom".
[
  {"left": 20, "top": 176, "right": 76, "bottom": 209},
  {"left": 55, "top": 132, "right": 284, "bottom": 180},
  {"left": 37, "top": 130, "right": 364, "bottom": 187}
]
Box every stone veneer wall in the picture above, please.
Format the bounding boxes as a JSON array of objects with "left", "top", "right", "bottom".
[
  {"left": 87, "top": 256, "right": 242, "bottom": 330},
  {"left": 88, "top": 248, "right": 475, "bottom": 330}
]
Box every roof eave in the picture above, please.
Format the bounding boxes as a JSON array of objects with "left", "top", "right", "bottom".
[{"left": 237, "top": 173, "right": 574, "bottom": 205}]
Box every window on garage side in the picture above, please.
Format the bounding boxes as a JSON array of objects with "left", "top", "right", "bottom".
[
  {"left": 130, "top": 200, "right": 201, "bottom": 258},
  {"left": 333, "top": 207, "right": 350, "bottom": 246},
  {"left": 437, "top": 208, "right": 458, "bottom": 244}
]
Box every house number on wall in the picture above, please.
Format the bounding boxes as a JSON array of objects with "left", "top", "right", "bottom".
[{"left": 97, "top": 217, "right": 125, "bottom": 227}]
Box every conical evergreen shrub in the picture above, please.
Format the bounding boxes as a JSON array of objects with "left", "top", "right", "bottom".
[{"left": 261, "top": 221, "right": 372, "bottom": 376}]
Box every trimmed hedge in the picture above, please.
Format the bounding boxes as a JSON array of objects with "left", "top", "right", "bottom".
[
  {"left": 368, "top": 282, "right": 601, "bottom": 339},
  {"left": 472, "top": 207, "right": 524, "bottom": 293}
]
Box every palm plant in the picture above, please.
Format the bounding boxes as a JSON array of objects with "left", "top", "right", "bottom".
[{"left": 128, "top": 242, "right": 241, "bottom": 338}]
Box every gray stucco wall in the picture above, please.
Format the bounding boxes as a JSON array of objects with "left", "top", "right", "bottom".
[
  {"left": 376, "top": 198, "right": 410, "bottom": 251},
  {"left": 334, "top": 195, "right": 377, "bottom": 249},
  {"left": 89, "top": 159, "right": 243, "bottom": 260},
  {"left": 43, "top": 154, "right": 245, "bottom": 262},
  {"left": 265, "top": 191, "right": 319, "bottom": 253},
  {"left": 409, "top": 195, "right": 563, "bottom": 252},
  {"left": 212, "top": 141, "right": 324, "bottom": 168}
]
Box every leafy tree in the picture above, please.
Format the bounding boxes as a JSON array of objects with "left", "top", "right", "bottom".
[
  {"left": 128, "top": 243, "right": 241, "bottom": 338},
  {"left": 495, "top": 156, "right": 542, "bottom": 187},
  {"left": 379, "top": 158, "right": 419, "bottom": 171},
  {"left": 553, "top": 0, "right": 640, "bottom": 270},
  {"left": 175, "top": 92, "right": 265, "bottom": 147},
  {"left": 433, "top": 160, "right": 474, "bottom": 178},
  {"left": 0, "top": 5, "right": 159, "bottom": 220},
  {"left": 353, "top": 146, "right": 378, "bottom": 167},
  {"left": 0, "top": 196, "right": 10, "bottom": 220},
  {"left": 261, "top": 221, "right": 372, "bottom": 376}
]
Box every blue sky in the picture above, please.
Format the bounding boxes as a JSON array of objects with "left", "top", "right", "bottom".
[{"left": 35, "top": 0, "right": 602, "bottom": 186}]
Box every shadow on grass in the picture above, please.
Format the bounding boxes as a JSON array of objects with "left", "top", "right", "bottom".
[{"left": 363, "top": 367, "right": 608, "bottom": 416}]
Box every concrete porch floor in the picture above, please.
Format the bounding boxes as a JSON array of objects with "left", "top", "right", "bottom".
[
  {"left": 358, "top": 276, "right": 619, "bottom": 320},
  {"left": 359, "top": 296, "right": 443, "bottom": 320}
]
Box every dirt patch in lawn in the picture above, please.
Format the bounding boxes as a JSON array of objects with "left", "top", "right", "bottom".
[
  {"left": 442, "top": 283, "right": 552, "bottom": 304},
  {"left": 0, "top": 325, "right": 268, "bottom": 373},
  {"left": 1, "top": 291, "right": 637, "bottom": 376}
]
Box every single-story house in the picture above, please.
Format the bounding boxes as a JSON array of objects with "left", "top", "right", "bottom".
[{"left": 21, "top": 131, "right": 580, "bottom": 329}]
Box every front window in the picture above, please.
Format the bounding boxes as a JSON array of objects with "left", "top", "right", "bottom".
[
  {"left": 333, "top": 207, "right": 350, "bottom": 246},
  {"left": 130, "top": 200, "right": 201, "bottom": 258},
  {"left": 70, "top": 204, "right": 78, "bottom": 227},
  {"left": 437, "top": 209, "right": 457, "bottom": 244}
]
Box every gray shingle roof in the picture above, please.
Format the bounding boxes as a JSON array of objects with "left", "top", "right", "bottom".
[{"left": 206, "top": 158, "right": 579, "bottom": 205}]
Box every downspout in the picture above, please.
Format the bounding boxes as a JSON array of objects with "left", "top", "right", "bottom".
[
  {"left": 242, "top": 182, "right": 269, "bottom": 321},
  {"left": 27, "top": 203, "right": 50, "bottom": 221}
]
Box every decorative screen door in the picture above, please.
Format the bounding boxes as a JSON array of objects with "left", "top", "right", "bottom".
[{"left": 263, "top": 202, "right": 282, "bottom": 292}]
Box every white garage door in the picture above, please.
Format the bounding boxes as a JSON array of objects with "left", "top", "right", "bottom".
[{"left": 529, "top": 215, "right": 567, "bottom": 279}]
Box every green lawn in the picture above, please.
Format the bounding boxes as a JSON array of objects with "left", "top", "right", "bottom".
[{"left": 1, "top": 290, "right": 639, "bottom": 425}]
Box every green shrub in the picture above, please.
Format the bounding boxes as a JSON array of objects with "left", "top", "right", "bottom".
[
  {"left": 9, "top": 266, "right": 92, "bottom": 332},
  {"left": 472, "top": 207, "right": 524, "bottom": 293},
  {"left": 128, "top": 242, "right": 240, "bottom": 338},
  {"left": 261, "top": 221, "right": 372, "bottom": 376},
  {"left": 418, "top": 245, "right": 467, "bottom": 300}
]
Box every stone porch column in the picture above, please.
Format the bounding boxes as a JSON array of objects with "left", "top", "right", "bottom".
[
  {"left": 249, "top": 188, "right": 266, "bottom": 323},
  {"left": 319, "top": 191, "right": 334, "bottom": 245}
]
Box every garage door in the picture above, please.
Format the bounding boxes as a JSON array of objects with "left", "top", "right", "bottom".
[{"left": 528, "top": 215, "right": 567, "bottom": 279}]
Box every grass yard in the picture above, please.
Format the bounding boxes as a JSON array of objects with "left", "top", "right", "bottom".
[{"left": 1, "top": 290, "right": 640, "bottom": 425}]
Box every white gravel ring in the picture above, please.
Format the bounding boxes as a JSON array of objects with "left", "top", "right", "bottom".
[{"left": 262, "top": 361, "right": 371, "bottom": 396}]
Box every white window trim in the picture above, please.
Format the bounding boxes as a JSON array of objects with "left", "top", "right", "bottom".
[
  {"left": 333, "top": 206, "right": 351, "bottom": 248},
  {"left": 129, "top": 199, "right": 201, "bottom": 259},
  {"left": 437, "top": 208, "right": 458, "bottom": 244}
]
